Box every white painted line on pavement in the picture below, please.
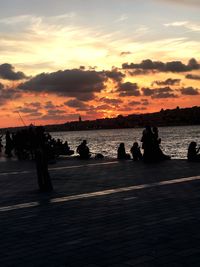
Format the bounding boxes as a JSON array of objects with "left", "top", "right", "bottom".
[
  {"left": 123, "top": 197, "right": 137, "bottom": 201},
  {"left": 49, "top": 161, "right": 118, "bottom": 171},
  {"left": 0, "top": 201, "right": 39, "bottom": 212},
  {"left": 0, "top": 170, "right": 32, "bottom": 176},
  {"left": 0, "top": 161, "right": 118, "bottom": 176},
  {"left": 0, "top": 174, "right": 200, "bottom": 212}
]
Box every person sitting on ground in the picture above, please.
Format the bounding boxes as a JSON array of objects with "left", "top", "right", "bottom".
[
  {"left": 187, "top": 141, "right": 200, "bottom": 162},
  {"left": 152, "top": 126, "right": 171, "bottom": 161},
  {"left": 63, "top": 141, "right": 74, "bottom": 155},
  {"left": 77, "top": 140, "right": 91, "bottom": 159},
  {"left": 130, "top": 142, "right": 143, "bottom": 161},
  {"left": 117, "top": 143, "right": 130, "bottom": 160}
]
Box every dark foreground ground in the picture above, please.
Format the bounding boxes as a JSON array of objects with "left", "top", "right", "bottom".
[{"left": 0, "top": 158, "right": 200, "bottom": 267}]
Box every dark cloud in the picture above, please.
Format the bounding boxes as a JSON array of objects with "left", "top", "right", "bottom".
[
  {"left": 118, "top": 106, "right": 133, "bottom": 112},
  {"left": 88, "top": 66, "right": 97, "bottom": 70},
  {"left": 16, "top": 107, "right": 39, "bottom": 114},
  {"left": 180, "top": 87, "right": 200, "bottom": 95},
  {"left": 28, "top": 112, "right": 43, "bottom": 117},
  {"left": 64, "top": 99, "right": 113, "bottom": 112},
  {"left": 188, "top": 58, "right": 199, "bottom": 70},
  {"left": 94, "top": 104, "right": 112, "bottom": 110},
  {"left": 120, "top": 51, "right": 132, "bottom": 56},
  {"left": 84, "top": 109, "right": 105, "bottom": 118},
  {"left": 0, "top": 84, "right": 21, "bottom": 105},
  {"left": 185, "top": 74, "right": 200, "bottom": 80},
  {"left": 16, "top": 111, "right": 43, "bottom": 117},
  {"left": 18, "top": 69, "right": 108, "bottom": 101},
  {"left": 141, "top": 88, "right": 154, "bottom": 96},
  {"left": 128, "top": 99, "right": 149, "bottom": 107},
  {"left": 122, "top": 58, "right": 199, "bottom": 73},
  {"left": 64, "top": 99, "right": 88, "bottom": 110},
  {"left": 18, "top": 68, "right": 126, "bottom": 101},
  {"left": 0, "top": 63, "right": 27, "bottom": 80},
  {"left": 117, "top": 82, "right": 140, "bottom": 97},
  {"left": 68, "top": 103, "right": 114, "bottom": 117},
  {"left": 39, "top": 108, "right": 69, "bottom": 121},
  {"left": 46, "top": 109, "right": 66, "bottom": 116},
  {"left": 123, "top": 59, "right": 163, "bottom": 70},
  {"left": 15, "top": 102, "right": 43, "bottom": 117},
  {"left": 99, "top": 97, "right": 122, "bottom": 105},
  {"left": 27, "top": 102, "right": 42, "bottom": 108},
  {"left": 128, "top": 100, "right": 141, "bottom": 106},
  {"left": 135, "top": 107, "right": 147, "bottom": 111},
  {"left": 152, "top": 78, "right": 181, "bottom": 86},
  {"left": 44, "top": 101, "right": 57, "bottom": 109},
  {"left": 127, "top": 69, "right": 150, "bottom": 76},
  {"left": 141, "top": 99, "right": 150, "bottom": 105},
  {"left": 103, "top": 68, "right": 125, "bottom": 83},
  {"left": 41, "top": 111, "right": 71, "bottom": 121},
  {"left": 142, "top": 87, "right": 178, "bottom": 98}
]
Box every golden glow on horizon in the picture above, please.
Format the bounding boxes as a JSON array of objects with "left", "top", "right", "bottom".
[
  {"left": 0, "top": 12, "right": 200, "bottom": 128},
  {"left": 0, "top": 68, "right": 199, "bottom": 128},
  {"left": 0, "top": 14, "right": 199, "bottom": 75}
]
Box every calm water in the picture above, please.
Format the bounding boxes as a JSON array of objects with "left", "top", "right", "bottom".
[{"left": 51, "top": 125, "right": 200, "bottom": 159}]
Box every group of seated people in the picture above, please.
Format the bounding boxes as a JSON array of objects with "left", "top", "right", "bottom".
[
  {"left": 52, "top": 139, "right": 74, "bottom": 156},
  {"left": 43, "top": 130, "right": 200, "bottom": 162},
  {"left": 117, "top": 142, "right": 143, "bottom": 161},
  {"left": 77, "top": 126, "right": 171, "bottom": 162},
  {"left": 117, "top": 126, "right": 171, "bottom": 162},
  {"left": 1, "top": 126, "right": 200, "bottom": 162}
]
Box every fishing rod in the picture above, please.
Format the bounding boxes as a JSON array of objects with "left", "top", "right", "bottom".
[{"left": 17, "top": 111, "right": 27, "bottom": 127}]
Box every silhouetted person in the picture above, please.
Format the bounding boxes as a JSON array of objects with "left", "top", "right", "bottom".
[
  {"left": 141, "top": 126, "right": 154, "bottom": 162},
  {"left": 152, "top": 126, "right": 171, "bottom": 161},
  {"left": 117, "top": 143, "right": 130, "bottom": 160},
  {"left": 141, "top": 126, "right": 170, "bottom": 163},
  {"left": 130, "top": 142, "right": 142, "bottom": 161},
  {"left": 35, "top": 127, "right": 53, "bottom": 192},
  {"left": 5, "top": 131, "right": 13, "bottom": 157},
  {"left": 63, "top": 141, "right": 74, "bottom": 155},
  {"left": 77, "top": 140, "right": 91, "bottom": 159},
  {"left": 94, "top": 153, "right": 104, "bottom": 159},
  {"left": 187, "top": 142, "right": 200, "bottom": 162},
  {"left": 28, "top": 126, "right": 36, "bottom": 160}
]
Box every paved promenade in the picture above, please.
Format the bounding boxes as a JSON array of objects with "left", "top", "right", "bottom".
[{"left": 0, "top": 158, "right": 200, "bottom": 266}]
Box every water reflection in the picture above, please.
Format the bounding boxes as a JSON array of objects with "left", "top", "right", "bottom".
[{"left": 51, "top": 125, "right": 200, "bottom": 159}]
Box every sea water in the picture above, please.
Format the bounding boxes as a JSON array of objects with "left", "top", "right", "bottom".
[{"left": 51, "top": 125, "right": 200, "bottom": 159}]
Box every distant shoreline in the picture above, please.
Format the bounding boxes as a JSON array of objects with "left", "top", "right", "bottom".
[
  {"left": 1, "top": 123, "right": 200, "bottom": 134},
  {"left": 1, "top": 106, "right": 200, "bottom": 133}
]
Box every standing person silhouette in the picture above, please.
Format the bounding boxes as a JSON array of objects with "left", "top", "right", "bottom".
[
  {"left": 141, "top": 126, "right": 154, "bottom": 162},
  {"left": 5, "top": 131, "right": 13, "bottom": 157},
  {"left": 35, "top": 127, "right": 53, "bottom": 192}
]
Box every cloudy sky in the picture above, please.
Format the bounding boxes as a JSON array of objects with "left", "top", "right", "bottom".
[{"left": 0, "top": 0, "right": 199, "bottom": 128}]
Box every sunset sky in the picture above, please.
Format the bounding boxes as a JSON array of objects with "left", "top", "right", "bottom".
[{"left": 0, "top": 0, "right": 200, "bottom": 128}]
